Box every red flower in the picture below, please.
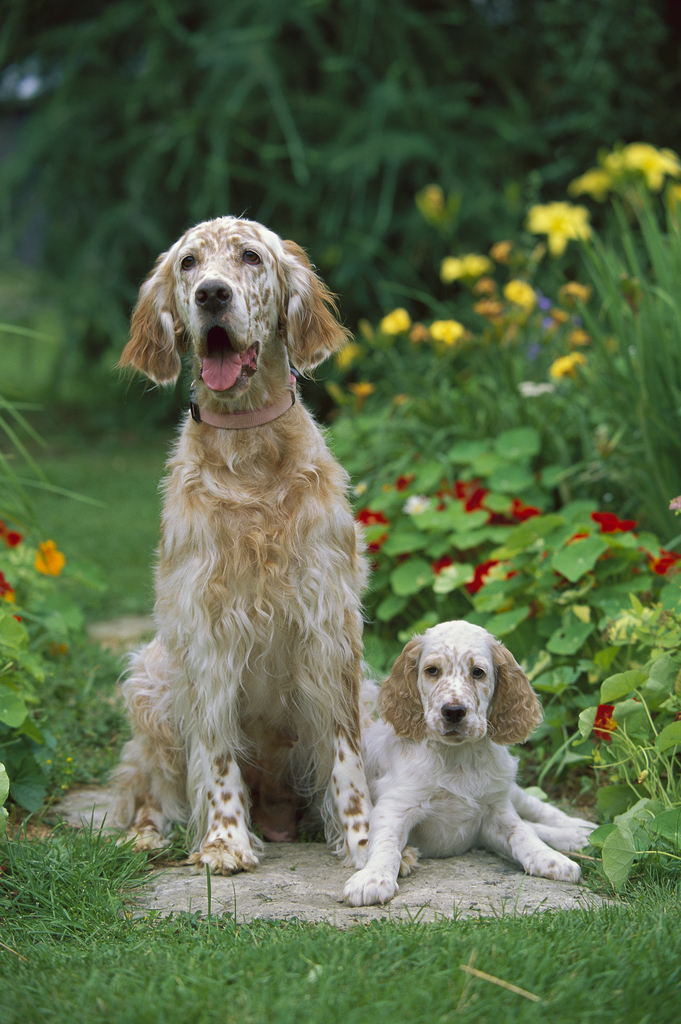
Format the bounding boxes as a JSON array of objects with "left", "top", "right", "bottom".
[
  {"left": 511, "top": 498, "right": 541, "bottom": 522},
  {"left": 591, "top": 511, "right": 637, "bottom": 533},
  {"left": 593, "top": 704, "right": 617, "bottom": 742},
  {"left": 395, "top": 474, "right": 415, "bottom": 492},
  {"left": 648, "top": 548, "right": 681, "bottom": 576},
  {"left": 0, "top": 571, "right": 16, "bottom": 603},
  {"left": 431, "top": 555, "right": 454, "bottom": 575},
  {"left": 466, "top": 559, "right": 499, "bottom": 594},
  {"left": 566, "top": 531, "right": 590, "bottom": 544},
  {"left": 367, "top": 534, "right": 388, "bottom": 554},
  {"left": 0, "top": 521, "right": 23, "bottom": 547},
  {"left": 356, "top": 508, "right": 389, "bottom": 526},
  {"left": 454, "top": 479, "right": 490, "bottom": 511}
]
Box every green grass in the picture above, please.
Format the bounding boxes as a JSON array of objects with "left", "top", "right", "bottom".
[
  {"left": 28, "top": 426, "right": 169, "bottom": 619},
  {"left": 1, "top": 828, "right": 679, "bottom": 1024}
]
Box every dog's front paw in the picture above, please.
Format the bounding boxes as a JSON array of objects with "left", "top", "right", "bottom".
[
  {"left": 551, "top": 822, "right": 597, "bottom": 853},
  {"left": 343, "top": 866, "right": 398, "bottom": 907},
  {"left": 118, "top": 826, "right": 169, "bottom": 852},
  {"left": 398, "top": 845, "right": 420, "bottom": 877},
  {"left": 187, "top": 838, "right": 259, "bottom": 875},
  {"left": 524, "top": 849, "right": 581, "bottom": 884}
]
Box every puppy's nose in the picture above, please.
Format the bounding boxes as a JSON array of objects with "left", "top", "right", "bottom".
[
  {"left": 441, "top": 704, "right": 467, "bottom": 724},
  {"left": 195, "top": 280, "right": 232, "bottom": 313}
]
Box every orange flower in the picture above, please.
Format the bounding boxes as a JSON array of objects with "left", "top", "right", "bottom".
[{"left": 35, "top": 540, "right": 66, "bottom": 576}]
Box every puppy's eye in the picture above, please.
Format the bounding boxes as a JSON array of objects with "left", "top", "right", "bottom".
[
  {"left": 424, "top": 665, "right": 440, "bottom": 677},
  {"left": 180, "top": 255, "right": 195, "bottom": 271},
  {"left": 243, "top": 249, "right": 261, "bottom": 265},
  {"left": 472, "top": 667, "right": 486, "bottom": 678}
]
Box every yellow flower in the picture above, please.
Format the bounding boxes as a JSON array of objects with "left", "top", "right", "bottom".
[
  {"left": 429, "top": 320, "right": 465, "bottom": 346},
  {"left": 35, "top": 540, "right": 66, "bottom": 576},
  {"left": 527, "top": 202, "right": 592, "bottom": 257},
  {"left": 621, "top": 143, "right": 681, "bottom": 191},
  {"left": 415, "top": 183, "right": 445, "bottom": 219},
  {"left": 567, "top": 328, "right": 591, "bottom": 347},
  {"left": 380, "top": 308, "right": 411, "bottom": 335},
  {"left": 550, "top": 307, "right": 570, "bottom": 324},
  {"left": 568, "top": 167, "right": 612, "bottom": 202},
  {"left": 549, "top": 352, "right": 587, "bottom": 380},
  {"left": 409, "top": 322, "right": 431, "bottom": 343},
  {"left": 503, "top": 279, "right": 536, "bottom": 311},
  {"left": 489, "top": 240, "right": 513, "bottom": 264},
  {"left": 347, "top": 381, "right": 375, "bottom": 398},
  {"left": 440, "top": 253, "right": 493, "bottom": 283},
  {"left": 559, "top": 281, "right": 592, "bottom": 303},
  {"left": 335, "top": 342, "right": 363, "bottom": 370},
  {"left": 473, "top": 276, "right": 497, "bottom": 295},
  {"left": 473, "top": 299, "right": 505, "bottom": 320}
]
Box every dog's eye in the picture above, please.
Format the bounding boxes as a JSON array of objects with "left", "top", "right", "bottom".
[
  {"left": 424, "top": 665, "right": 440, "bottom": 677},
  {"left": 243, "top": 249, "right": 261, "bottom": 265},
  {"left": 472, "top": 667, "right": 486, "bottom": 678},
  {"left": 180, "top": 255, "right": 195, "bottom": 271}
]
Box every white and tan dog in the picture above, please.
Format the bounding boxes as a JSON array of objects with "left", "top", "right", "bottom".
[
  {"left": 344, "top": 620, "right": 595, "bottom": 906},
  {"left": 110, "top": 216, "right": 372, "bottom": 874}
]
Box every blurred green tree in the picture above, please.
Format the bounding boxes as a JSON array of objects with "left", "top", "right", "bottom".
[{"left": 0, "top": 0, "right": 679, "bottom": 401}]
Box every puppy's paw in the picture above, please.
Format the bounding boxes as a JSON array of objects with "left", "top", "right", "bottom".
[
  {"left": 550, "top": 822, "right": 597, "bottom": 853},
  {"left": 343, "top": 867, "right": 398, "bottom": 907},
  {"left": 524, "top": 849, "right": 581, "bottom": 883},
  {"left": 398, "top": 845, "right": 420, "bottom": 877},
  {"left": 187, "top": 838, "right": 259, "bottom": 875}
]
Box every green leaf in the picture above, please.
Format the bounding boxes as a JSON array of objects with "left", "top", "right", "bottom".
[
  {"left": 381, "top": 531, "right": 429, "bottom": 556},
  {"left": 596, "top": 784, "right": 642, "bottom": 819},
  {"left": 602, "top": 819, "right": 639, "bottom": 889},
  {"left": 0, "top": 684, "right": 28, "bottom": 728},
  {"left": 390, "top": 558, "right": 433, "bottom": 596},
  {"left": 577, "top": 706, "right": 597, "bottom": 738},
  {"left": 0, "top": 610, "right": 29, "bottom": 651},
  {"left": 487, "top": 605, "right": 530, "bottom": 636},
  {"left": 494, "top": 513, "right": 564, "bottom": 556},
  {"left": 587, "top": 823, "right": 617, "bottom": 849},
  {"left": 546, "top": 620, "right": 594, "bottom": 655},
  {"left": 0, "top": 761, "right": 9, "bottom": 805},
  {"left": 487, "top": 464, "right": 534, "bottom": 494},
  {"left": 414, "top": 459, "right": 447, "bottom": 492},
  {"left": 533, "top": 665, "right": 580, "bottom": 694},
  {"left": 551, "top": 536, "right": 608, "bottom": 582},
  {"left": 432, "top": 562, "right": 474, "bottom": 594},
  {"left": 600, "top": 670, "right": 648, "bottom": 703},
  {"left": 448, "top": 440, "right": 490, "bottom": 464},
  {"left": 493, "top": 426, "right": 541, "bottom": 461},
  {"left": 593, "top": 645, "right": 620, "bottom": 672},
  {"left": 647, "top": 809, "right": 681, "bottom": 848},
  {"left": 655, "top": 721, "right": 681, "bottom": 753},
  {"left": 376, "top": 593, "right": 408, "bottom": 622}
]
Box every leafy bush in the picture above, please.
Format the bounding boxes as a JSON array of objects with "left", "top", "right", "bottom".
[
  {"left": 578, "top": 579, "right": 681, "bottom": 888},
  {"left": 2, "top": 0, "right": 680, "bottom": 403},
  {"left": 0, "top": 523, "right": 105, "bottom": 813}
]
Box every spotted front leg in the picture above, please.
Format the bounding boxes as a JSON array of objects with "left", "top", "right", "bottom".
[
  {"left": 186, "top": 750, "right": 259, "bottom": 874},
  {"left": 331, "top": 726, "right": 372, "bottom": 869}
]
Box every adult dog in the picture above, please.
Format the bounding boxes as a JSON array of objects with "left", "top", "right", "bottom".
[
  {"left": 344, "top": 620, "right": 595, "bottom": 906},
  {"left": 110, "top": 216, "right": 371, "bottom": 874}
]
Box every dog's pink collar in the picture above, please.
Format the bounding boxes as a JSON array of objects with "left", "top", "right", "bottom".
[{"left": 189, "top": 375, "right": 296, "bottom": 429}]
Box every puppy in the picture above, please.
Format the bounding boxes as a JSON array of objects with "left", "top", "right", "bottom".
[{"left": 344, "top": 620, "right": 595, "bottom": 906}]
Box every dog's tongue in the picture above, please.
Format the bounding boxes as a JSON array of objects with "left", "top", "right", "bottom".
[{"left": 201, "top": 345, "right": 257, "bottom": 392}]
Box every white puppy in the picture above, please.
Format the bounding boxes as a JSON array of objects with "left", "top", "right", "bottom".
[{"left": 344, "top": 621, "right": 595, "bottom": 907}]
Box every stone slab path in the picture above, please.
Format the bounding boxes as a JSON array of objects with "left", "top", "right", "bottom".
[{"left": 55, "top": 786, "right": 607, "bottom": 926}]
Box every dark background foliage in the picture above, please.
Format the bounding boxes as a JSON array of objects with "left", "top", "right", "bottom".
[{"left": 1, "top": 0, "right": 680, "bottom": 413}]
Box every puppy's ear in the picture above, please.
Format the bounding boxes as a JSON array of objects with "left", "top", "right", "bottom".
[
  {"left": 489, "top": 642, "right": 543, "bottom": 745},
  {"left": 118, "top": 249, "right": 187, "bottom": 385},
  {"left": 378, "top": 636, "right": 428, "bottom": 741},
  {"left": 280, "top": 239, "right": 351, "bottom": 371}
]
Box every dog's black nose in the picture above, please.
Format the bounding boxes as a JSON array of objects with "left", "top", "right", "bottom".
[
  {"left": 441, "top": 704, "right": 467, "bottom": 724},
  {"left": 195, "top": 280, "right": 232, "bottom": 313}
]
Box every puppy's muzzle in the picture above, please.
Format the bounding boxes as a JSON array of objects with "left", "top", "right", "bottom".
[{"left": 441, "top": 704, "right": 467, "bottom": 727}]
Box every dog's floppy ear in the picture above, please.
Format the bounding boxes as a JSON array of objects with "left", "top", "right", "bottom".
[
  {"left": 378, "top": 635, "right": 428, "bottom": 741},
  {"left": 489, "top": 641, "right": 543, "bottom": 745},
  {"left": 280, "top": 239, "right": 351, "bottom": 371},
  {"left": 118, "top": 249, "right": 188, "bottom": 385}
]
